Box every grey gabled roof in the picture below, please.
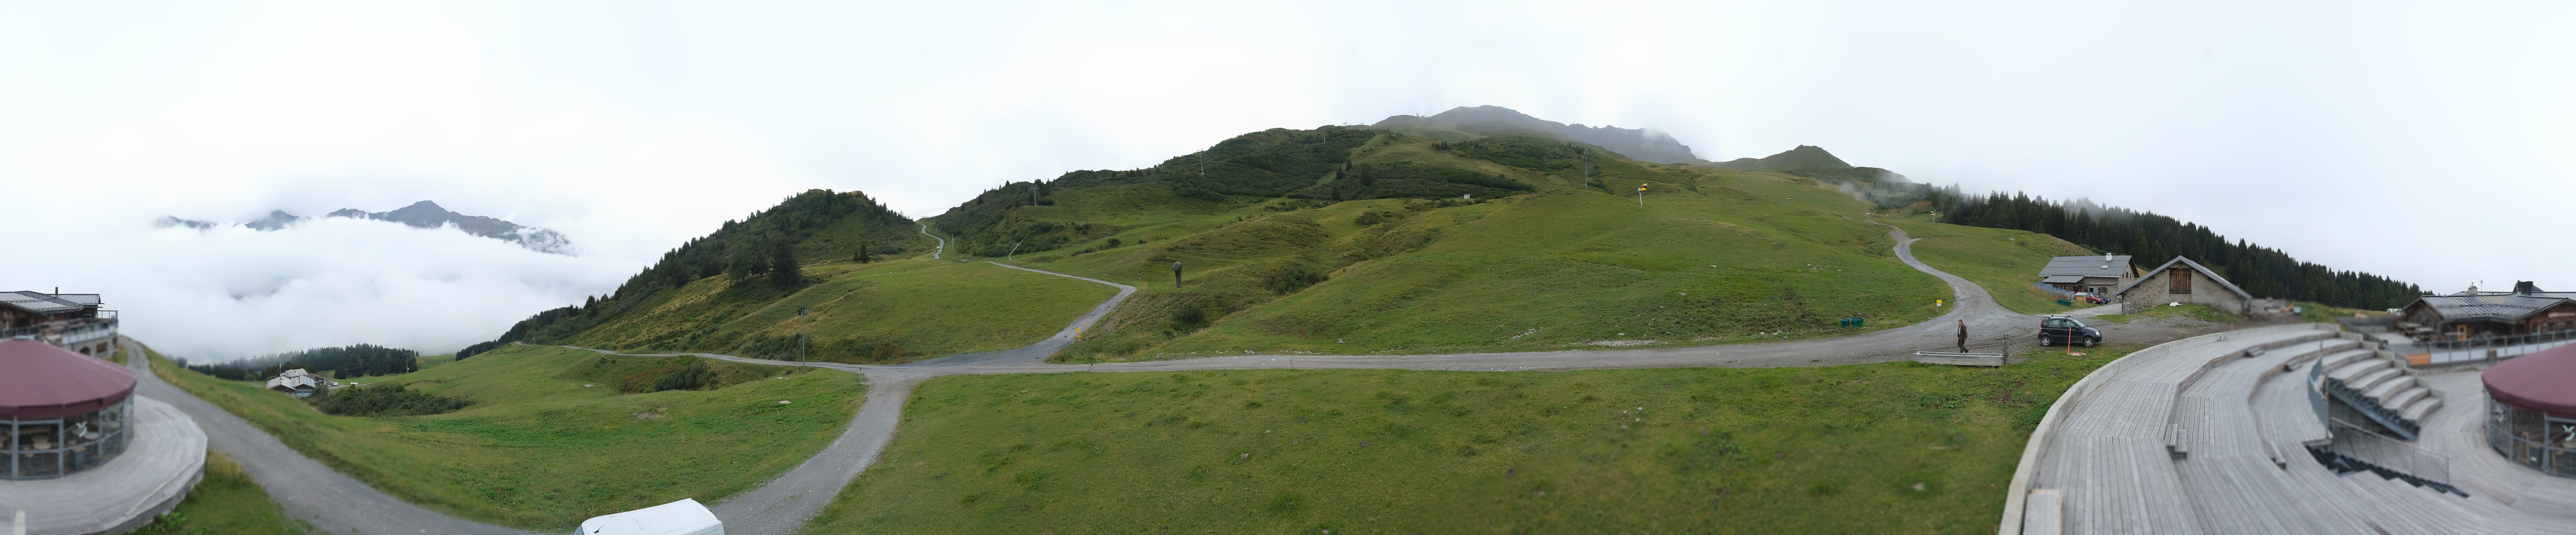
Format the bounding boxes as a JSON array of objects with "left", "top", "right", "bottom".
[
  {"left": 2405, "top": 292, "right": 2576, "bottom": 324},
  {"left": 2038, "top": 255, "right": 2134, "bottom": 277},
  {"left": 0, "top": 291, "right": 86, "bottom": 315},
  {"left": 2112, "top": 257, "right": 2253, "bottom": 301},
  {"left": 2040, "top": 275, "right": 2087, "bottom": 283}
]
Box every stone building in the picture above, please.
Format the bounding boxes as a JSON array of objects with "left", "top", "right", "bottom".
[{"left": 2112, "top": 257, "right": 2253, "bottom": 315}]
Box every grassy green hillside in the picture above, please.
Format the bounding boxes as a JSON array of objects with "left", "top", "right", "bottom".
[
  {"left": 461, "top": 189, "right": 942, "bottom": 359},
  {"left": 1881, "top": 218, "right": 2101, "bottom": 315},
  {"left": 916, "top": 129, "right": 1950, "bottom": 359},
  {"left": 564, "top": 258, "right": 1115, "bottom": 363},
  {"left": 147, "top": 344, "right": 864, "bottom": 530},
  {"left": 804, "top": 347, "right": 2129, "bottom": 534},
  {"left": 458, "top": 116, "right": 1956, "bottom": 364}
]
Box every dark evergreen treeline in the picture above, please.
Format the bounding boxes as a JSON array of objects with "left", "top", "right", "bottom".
[
  {"left": 460, "top": 189, "right": 916, "bottom": 358},
  {"left": 180, "top": 344, "right": 421, "bottom": 380},
  {"left": 1933, "top": 191, "right": 2422, "bottom": 309}
]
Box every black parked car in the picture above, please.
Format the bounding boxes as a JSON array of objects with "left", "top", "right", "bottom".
[{"left": 2039, "top": 315, "right": 2101, "bottom": 347}]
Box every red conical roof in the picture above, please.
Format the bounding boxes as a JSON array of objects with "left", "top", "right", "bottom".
[
  {"left": 0, "top": 339, "right": 136, "bottom": 420},
  {"left": 2486, "top": 343, "right": 2576, "bottom": 417}
]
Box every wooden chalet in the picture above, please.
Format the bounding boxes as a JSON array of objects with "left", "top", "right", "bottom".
[
  {"left": 2398, "top": 282, "right": 2576, "bottom": 340},
  {"left": 2038, "top": 254, "right": 2138, "bottom": 295}
]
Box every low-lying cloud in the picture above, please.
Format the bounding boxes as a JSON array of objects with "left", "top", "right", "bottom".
[{"left": 5, "top": 214, "right": 636, "bottom": 362}]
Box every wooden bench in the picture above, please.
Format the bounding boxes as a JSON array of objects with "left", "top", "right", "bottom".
[{"left": 1913, "top": 351, "right": 2005, "bottom": 367}]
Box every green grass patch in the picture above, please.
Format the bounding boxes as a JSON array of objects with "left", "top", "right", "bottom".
[
  {"left": 566, "top": 257, "right": 1115, "bottom": 363},
  {"left": 808, "top": 347, "right": 2132, "bottom": 534},
  {"left": 145, "top": 343, "right": 865, "bottom": 531},
  {"left": 1881, "top": 219, "right": 2100, "bottom": 315},
  {"left": 1031, "top": 172, "right": 1951, "bottom": 360},
  {"left": 415, "top": 353, "right": 457, "bottom": 370},
  {"left": 135, "top": 451, "right": 314, "bottom": 535}
]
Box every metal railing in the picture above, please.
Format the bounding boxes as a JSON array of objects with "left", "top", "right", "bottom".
[
  {"left": 1, "top": 315, "right": 117, "bottom": 344},
  {"left": 3, "top": 401, "right": 131, "bottom": 480},
  {"left": 2313, "top": 418, "right": 2465, "bottom": 496},
  {"left": 2401, "top": 330, "right": 2576, "bottom": 367},
  {"left": 2309, "top": 356, "right": 2420, "bottom": 439},
  {"left": 2485, "top": 399, "right": 2576, "bottom": 479}
]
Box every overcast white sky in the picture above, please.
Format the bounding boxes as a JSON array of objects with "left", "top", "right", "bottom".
[{"left": 4, "top": 1, "right": 2571, "bottom": 359}]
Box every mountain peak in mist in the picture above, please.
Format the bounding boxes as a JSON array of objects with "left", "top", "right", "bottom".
[
  {"left": 327, "top": 201, "right": 574, "bottom": 255},
  {"left": 1372, "top": 106, "right": 1705, "bottom": 164},
  {"left": 245, "top": 210, "right": 305, "bottom": 231},
  {"left": 1713, "top": 145, "right": 1906, "bottom": 182}
]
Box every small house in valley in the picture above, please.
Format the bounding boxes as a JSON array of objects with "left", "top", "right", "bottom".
[
  {"left": 2038, "top": 254, "right": 2138, "bottom": 295},
  {"left": 264, "top": 369, "right": 337, "bottom": 397},
  {"left": 2113, "top": 257, "right": 2254, "bottom": 315}
]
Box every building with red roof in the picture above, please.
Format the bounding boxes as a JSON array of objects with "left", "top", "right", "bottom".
[{"left": 2484, "top": 342, "right": 2576, "bottom": 477}]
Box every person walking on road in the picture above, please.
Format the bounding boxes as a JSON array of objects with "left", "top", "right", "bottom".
[{"left": 1956, "top": 319, "right": 1969, "bottom": 353}]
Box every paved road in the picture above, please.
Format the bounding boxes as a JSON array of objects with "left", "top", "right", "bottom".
[
  {"left": 919, "top": 223, "right": 944, "bottom": 259},
  {"left": 138, "top": 222, "right": 2040, "bottom": 535},
  {"left": 120, "top": 341, "right": 538, "bottom": 535}
]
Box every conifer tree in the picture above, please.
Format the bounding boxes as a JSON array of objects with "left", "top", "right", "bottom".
[{"left": 769, "top": 238, "right": 801, "bottom": 288}]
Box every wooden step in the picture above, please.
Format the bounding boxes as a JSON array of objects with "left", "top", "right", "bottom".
[
  {"left": 2317, "top": 349, "right": 2375, "bottom": 370},
  {"left": 2384, "top": 386, "right": 2432, "bottom": 410},
  {"left": 2327, "top": 358, "right": 2389, "bottom": 382},
  {"left": 2348, "top": 368, "right": 2405, "bottom": 397},
  {"left": 2280, "top": 340, "right": 2360, "bottom": 365},
  {"left": 2362, "top": 371, "right": 2416, "bottom": 399},
  {"left": 2399, "top": 396, "right": 2444, "bottom": 422}
]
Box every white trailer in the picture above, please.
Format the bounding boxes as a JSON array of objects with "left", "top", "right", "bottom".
[{"left": 575, "top": 498, "right": 722, "bottom": 535}]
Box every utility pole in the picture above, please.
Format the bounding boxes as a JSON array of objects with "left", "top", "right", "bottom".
[{"left": 796, "top": 305, "right": 809, "bottom": 370}]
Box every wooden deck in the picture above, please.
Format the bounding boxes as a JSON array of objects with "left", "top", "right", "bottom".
[
  {"left": 2016, "top": 323, "right": 2576, "bottom": 534},
  {"left": 0, "top": 396, "right": 206, "bottom": 535}
]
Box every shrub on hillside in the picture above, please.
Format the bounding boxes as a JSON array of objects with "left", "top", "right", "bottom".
[
  {"left": 651, "top": 360, "right": 719, "bottom": 392},
  {"left": 1170, "top": 306, "right": 1209, "bottom": 332},
  {"left": 1353, "top": 210, "right": 1405, "bottom": 226},
  {"left": 308, "top": 384, "right": 471, "bottom": 417},
  {"left": 1263, "top": 267, "right": 1328, "bottom": 294}
]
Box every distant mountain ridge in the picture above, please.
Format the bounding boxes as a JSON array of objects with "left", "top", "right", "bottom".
[
  {"left": 327, "top": 201, "right": 574, "bottom": 254},
  {"left": 155, "top": 201, "right": 574, "bottom": 255},
  {"left": 1373, "top": 106, "right": 1706, "bottom": 164}
]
